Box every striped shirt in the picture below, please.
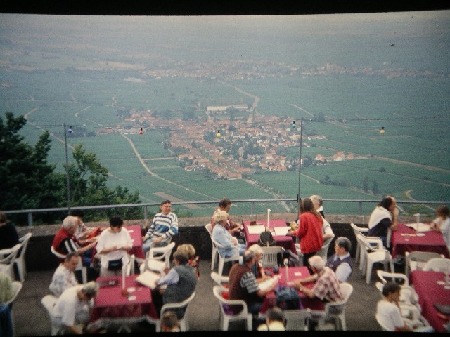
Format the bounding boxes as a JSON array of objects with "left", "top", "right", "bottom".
[{"left": 145, "top": 212, "right": 179, "bottom": 244}]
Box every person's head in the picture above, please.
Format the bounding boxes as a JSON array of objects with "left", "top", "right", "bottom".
[
  {"left": 80, "top": 281, "right": 98, "bottom": 301},
  {"left": 436, "top": 205, "right": 450, "bottom": 219},
  {"left": 109, "top": 216, "right": 123, "bottom": 233},
  {"left": 308, "top": 255, "right": 325, "bottom": 274},
  {"left": 213, "top": 210, "right": 229, "bottom": 225},
  {"left": 62, "top": 216, "right": 79, "bottom": 234},
  {"left": 176, "top": 244, "right": 196, "bottom": 259},
  {"left": 160, "top": 200, "right": 172, "bottom": 215},
  {"left": 242, "top": 250, "right": 256, "bottom": 266},
  {"left": 309, "top": 195, "right": 323, "bottom": 211},
  {"left": 0, "top": 211, "right": 7, "bottom": 224},
  {"left": 248, "top": 244, "right": 263, "bottom": 261},
  {"left": 218, "top": 198, "right": 232, "bottom": 212},
  {"left": 334, "top": 237, "right": 352, "bottom": 256},
  {"left": 161, "top": 311, "right": 181, "bottom": 332},
  {"left": 381, "top": 282, "right": 401, "bottom": 302},
  {"left": 70, "top": 210, "right": 84, "bottom": 226},
  {"left": 63, "top": 252, "right": 80, "bottom": 272},
  {"left": 300, "top": 197, "right": 319, "bottom": 216},
  {"left": 173, "top": 249, "right": 189, "bottom": 266},
  {"left": 265, "top": 306, "right": 285, "bottom": 326},
  {"left": 379, "top": 195, "right": 397, "bottom": 212}
]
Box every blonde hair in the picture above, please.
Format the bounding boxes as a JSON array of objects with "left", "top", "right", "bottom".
[
  {"left": 248, "top": 244, "right": 263, "bottom": 255},
  {"left": 176, "top": 244, "right": 196, "bottom": 258},
  {"left": 62, "top": 216, "right": 79, "bottom": 229}
]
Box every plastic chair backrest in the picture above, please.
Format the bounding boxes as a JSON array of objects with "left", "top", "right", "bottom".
[
  {"left": 260, "top": 245, "right": 284, "bottom": 268},
  {"left": 5, "top": 281, "right": 22, "bottom": 305},
  {"left": 284, "top": 309, "right": 311, "bottom": 331},
  {"left": 422, "top": 257, "right": 450, "bottom": 272}
]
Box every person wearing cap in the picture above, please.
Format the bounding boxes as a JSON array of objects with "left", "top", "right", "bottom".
[
  {"left": 228, "top": 250, "right": 277, "bottom": 318},
  {"left": 211, "top": 210, "right": 246, "bottom": 260},
  {"left": 50, "top": 282, "right": 99, "bottom": 335},
  {"left": 325, "top": 237, "right": 353, "bottom": 283}
]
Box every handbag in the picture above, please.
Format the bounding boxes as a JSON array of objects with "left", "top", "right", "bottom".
[
  {"left": 275, "top": 285, "right": 301, "bottom": 310},
  {"left": 107, "top": 258, "right": 123, "bottom": 271},
  {"left": 258, "top": 230, "right": 276, "bottom": 246}
]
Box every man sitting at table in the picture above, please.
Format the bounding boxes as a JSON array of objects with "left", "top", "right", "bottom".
[
  {"left": 293, "top": 255, "right": 342, "bottom": 302},
  {"left": 367, "top": 195, "right": 399, "bottom": 249},
  {"left": 50, "top": 282, "right": 100, "bottom": 335},
  {"left": 325, "top": 237, "right": 353, "bottom": 283},
  {"left": 228, "top": 250, "right": 277, "bottom": 320},
  {"left": 153, "top": 249, "right": 197, "bottom": 319},
  {"left": 49, "top": 252, "right": 80, "bottom": 297}
]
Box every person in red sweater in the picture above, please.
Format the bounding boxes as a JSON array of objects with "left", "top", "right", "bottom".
[{"left": 288, "top": 198, "right": 324, "bottom": 273}]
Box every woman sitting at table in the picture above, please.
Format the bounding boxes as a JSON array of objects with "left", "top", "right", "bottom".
[
  {"left": 212, "top": 211, "right": 246, "bottom": 258},
  {"left": 95, "top": 216, "right": 132, "bottom": 277},
  {"left": 367, "top": 195, "right": 399, "bottom": 249},
  {"left": 430, "top": 204, "right": 450, "bottom": 251},
  {"left": 248, "top": 244, "right": 271, "bottom": 282}
]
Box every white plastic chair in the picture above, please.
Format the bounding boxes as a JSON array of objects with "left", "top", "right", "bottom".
[
  {"left": 205, "top": 223, "right": 219, "bottom": 271},
  {"left": 14, "top": 232, "right": 32, "bottom": 282},
  {"left": 141, "top": 242, "right": 175, "bottom": 273},
  {"left": 405, "top": 251, "right": 443, "bottom": 276},
  {"left": 41, "top": 294, "right": 59, "bottom": 335},
  {"left": 50, "top": 246, "right": 87, "bottom": 284},
  {"left": 357, "top": 233, "right": 393, "bottom": 284},
  {"left": 422, "top": 257, "right": 450, "bottom": 272},
  {"left": 157, "top": 291, "right": 196, "bottom": 332},
  {"left": 260, "top": 245, "right": 284, "bottom": 268},
  {"left": 210, "top": 237, "right": 241, "bottom": 276},
  {"left": 350, "top": 223, "right": 368, "bottom": 266},
  {"left": 210, "top": 271, "right": 229, "bottom": 286},
  {"left": 212, "top": 285, "right": 252, "bottom": 331},
  {"left": 376, "top": 270, "right": 418, "bottom": 306},
  {"left": 313, "top": 282, "right": 354, "bottom": 331},
  {"left": 284, "top": 309, "right": 312, "bottom": 331},
  {"left": 0, "top": 244, "right": 21, "bottom": 280}
]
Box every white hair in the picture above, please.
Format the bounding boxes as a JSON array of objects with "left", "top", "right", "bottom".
[
  {"left": 62, "top": 216, "right": 78, "bottom": 229},
  {"left": 248, "top": 244, "right": 263, "bottom": 255},
  {"left": 308, "top": 255, "right": 325, "bottom": 270}
]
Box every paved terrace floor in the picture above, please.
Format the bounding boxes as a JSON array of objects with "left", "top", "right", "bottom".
[{"left": 12, "top": 256, "right": 398, "bottom": 336}]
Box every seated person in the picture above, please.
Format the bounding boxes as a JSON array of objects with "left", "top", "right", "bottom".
[
  {"left": 0, "top": 272, "right": 14, "bottom": 337},
  {"left": 293, "top": 255, "right": 343, "bottom": 302},
  {"left": 143, "top": 200, "right": 179, "bottom": 254},
  {"left": 153, "top": 249, "right": 197, "bottom": 319},
  {"left": 257, "top": 306, "right": 286, "bottom": 331},
  {"left": 160, "top": 310, "right": 181, "bottom": 332},
  {"left": 210, "top": 198, "right": 243, "bottom": 240},
  {"left": 176, "top": 244, "right": 200, "bottom": 279},
  {"left": 49, "top": 252, "right": 80, "bottom": 297},
  {"left": 247, "top": 244, "right": 271, "bottom": 282},
  {"left": 228, "top": 250, "right": 277, "bottom": 316},
  {"left": 325, "top": 237, "right": 353, "bottom": 283},
  {"left": 0, "top": 211, "right": 19, "bottom": 250},
  {"left": 51, "top": 216, "right": 96, "bottom": 265},
  {"left": 211, "top": 210, "right": 246, "bottom": 259},
  {"left": 376, "top": 282, "right": 433, "bottom": 332},
  {"left": 50, "top": 282, "right": 99, "bottom": 335},
  {"left": 430, "top": 204, "right": 450, "bottom": 251},
  {"left": 367, "top": 196, "right": 399, "bottom": 248},
  {"left": 95, "top": 216, "right": 132, "bottom": 277}
]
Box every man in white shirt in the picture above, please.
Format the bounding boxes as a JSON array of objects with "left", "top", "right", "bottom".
[{"left": 49, "top": 252, "right": 80, "bottom": 297}]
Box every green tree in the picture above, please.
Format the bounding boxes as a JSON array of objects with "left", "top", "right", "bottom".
[{"left": 0, "top": 112, "right": 66, "bottom": 223}]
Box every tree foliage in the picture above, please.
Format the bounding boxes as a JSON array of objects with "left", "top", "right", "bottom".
[{"left": 0, "top": 112, "right": 141, "bottom": 224}]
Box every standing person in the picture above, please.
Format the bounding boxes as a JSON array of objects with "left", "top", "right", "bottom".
[
  {"left": 293, "top": 255, "right": 342, "bottom": 302},
  {"left": 325, "top": 237, "right": 353, "bottom": 283},
  {"left": 288, "top": 198, "right": 323, "bottom": 274},
  {"left": 153, "top": 249, "right": 197, "bottom": 319},
  {"left": 430, "top": 205, "right": 450, "bottom": 251},
  {"left": 51, "top": 216, "right": 96, "bottom": 262},
  {"left": 49, "top": 252, "right": 80, "bottom": 297},
  {"left": 142, "top": 200, "right": 179, "bottom": 254},
  {"left": 50, "top": 282, "right": 99, "bottom": 335},
  {"left": 228, "top": 250, "right": 277, "bottom": 318},
  {"left": 310, "top": 194, "right": 335, "bottom": 242},
  {"left": 0, "top": 211, "right": 19, "bottom": 250},
  {"left": 310, "top": 194, "right": 325, "bottom": 218},
  {"left": 367, "top": 195, "right": 399, "bottom": 248},
  {"left": 376, "top": 282, "right": 433, "bottom": 332},
  {"left": 95, "top": 216, "right": 132, "bottom": 277}
]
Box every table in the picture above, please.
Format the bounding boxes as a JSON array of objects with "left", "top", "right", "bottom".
[
  {"left": 410, "top": 270, "right": 450, "bottom": 333},
  {"left": 126, "top": 225, "right": 145, "bottom": 260},
  {"left": 260, "top": 266, "right": 324, "bottom": 314},
  {"left": 91, "top": 275, "right": 158, "bottom": 330},
  {"left": 391, "top": 224, "right": 450, "bottom": 258},
  {"left": 243, "top": 219, "right": 296, "bottom": 254}
]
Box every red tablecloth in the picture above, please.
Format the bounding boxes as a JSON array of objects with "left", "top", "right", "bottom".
[
  {"left": 91, "top": 275, "right": 158, "bottom": 322},
  {"left": 126, "top": 225, "right": 145, "bottom": 260},
  {"left": 391, "top": 224, "right": 449, "bottom": 258},
  {"left": 260, "top": 266, "right": 324, "bottom": 313},
  {"left": 243, "top": 219, "right": 296, "bottom": 254},
  {"left": 410, "top": 270, "right": 450, "bottom": 332}
]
